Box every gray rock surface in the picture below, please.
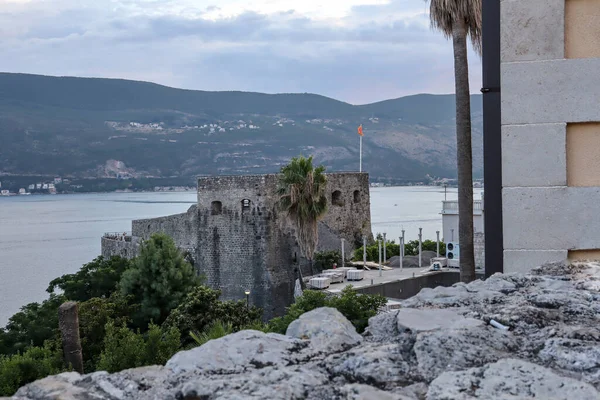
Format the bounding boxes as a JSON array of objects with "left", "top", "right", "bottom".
[
  {"left": 286, "top": 307, "right": 362, "bottom": 356},
  {"left": 427, "top": 358, "right": 599, "bottom": 400},
  {"left": 12, "top": 261, "right": 600, "bottom": 399}
]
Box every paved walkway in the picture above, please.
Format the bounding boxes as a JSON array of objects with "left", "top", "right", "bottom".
[{"left": 325, "top": 266, "right": 459, "bottom": 292}]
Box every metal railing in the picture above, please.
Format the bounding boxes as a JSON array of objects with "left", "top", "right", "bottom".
[
  {"left": 103, "top": 232, "right": 133, "bottom": 242},
  {"left": 442, "top": 200, "right": 483, "bottom": 213}
]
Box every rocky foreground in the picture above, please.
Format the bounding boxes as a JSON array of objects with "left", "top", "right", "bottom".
[{"left": 9, "top": 262, "right": 600, "bottom": 399}]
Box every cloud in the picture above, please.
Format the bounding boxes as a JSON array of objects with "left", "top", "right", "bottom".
[{"left": 0, "top": 0, "right": 482, "bottom": 104}]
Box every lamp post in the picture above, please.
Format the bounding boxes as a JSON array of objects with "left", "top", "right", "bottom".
[
  {"left": 436, "top": 230, "right": 440, "bottom": 257},
  {"left": 401, "top": 229, "right": 405, "bottom": 258},
  {"left": 383, "top": 233, "right": 387, "bottom": 264},
  {"left": 341, "top": 238, "right": 345, "bottom": 269},
  {"left": 418, "top": 227, "right": 422, "bottom": 269},
  {"left": 245, "top": 290, "right": 250, "bottom": 310},
  {"left": 378, "top": 240, "right": 382, "bottom": 277}
]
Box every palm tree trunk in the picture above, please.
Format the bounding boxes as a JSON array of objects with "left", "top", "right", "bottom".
[{"left": 452, "top": 21, "right": 476, "bottom": 283}]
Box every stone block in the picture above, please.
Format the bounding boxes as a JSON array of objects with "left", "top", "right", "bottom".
[
  {"left": 502, "top": 58, "right": 600, "bottom": 125},
  {"left": 501, "top": 0, "right": 565, "bottom": 62},
  {"left": 567, "top": 122, "right": 600, "bottom": 187},
  {"left": 503, "top": 187, "right": 600, "bottom": 250},
  {"left": 504, "top": 251, "right": 568, "bottom": 274},
  {"left": 565, "top": 0, "right": 600, "bottom": 59},
  {"left": 502, "top": 123, "right": 566, "bottom": 187}
]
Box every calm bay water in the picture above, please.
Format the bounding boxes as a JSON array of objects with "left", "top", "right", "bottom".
[{"left": 0, "top": 186, "right": 468, "bottom": 326}]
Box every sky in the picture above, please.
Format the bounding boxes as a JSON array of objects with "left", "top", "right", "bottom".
[{"left": 0, "top": 0, "right": 482, "bottom": 104}]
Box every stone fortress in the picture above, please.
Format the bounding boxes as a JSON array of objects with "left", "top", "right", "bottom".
[{"left": 102, "top": 173, "right": 372, "bottom": 318}]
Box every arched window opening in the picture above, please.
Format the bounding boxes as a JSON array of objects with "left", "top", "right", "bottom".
[
  {"left": 211, "top": 201, "right": 222, "bottom": 215},
  {"left": 353, "top": 190, "right": 361, "bottom": 203},
  {"left": 241, "top": 199, "right": 251, "bottom": 211},
  {"left": 332, "top": 190, "right": 344, "bottom": 206}
]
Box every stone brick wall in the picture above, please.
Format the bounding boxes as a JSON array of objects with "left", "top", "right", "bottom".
[
  {"left": 132, "top": 205, "right": 198, "bottom": 254},
  {"left": 501, "top": 0, "right": 600, "bottom": 272},
  {"left": 101, "top": 236, "right": 141, "bottom": 259},
  {"left": 474, "top": 232, "right": 485, "bottom": 271}
]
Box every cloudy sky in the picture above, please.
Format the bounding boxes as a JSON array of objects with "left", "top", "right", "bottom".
[{"left": 0, "top": 0, "right": 482, "bottom": 104}]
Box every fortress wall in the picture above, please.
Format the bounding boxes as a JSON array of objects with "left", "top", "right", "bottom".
[
  {"left": 100, "top": 236, "right": 141, "bottom": 260},
  {"left": 132, "top": 205, "right": 198, "bottom": 251}
]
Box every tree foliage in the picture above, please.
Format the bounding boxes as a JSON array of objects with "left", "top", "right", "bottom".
[
  {"left": 162, "top": 285, "right": 262, "bottom": 346},
  {"left": 77, "top": 294, "right": 137, "bottom": 372},
  {"left": 119, "top": 233, "right": 201, "bottom": 326},
  {"left": 97, "top": 322, "right": 181, "bottom": 373},
  {"left": 0, "top": 343, "right": 65, "bottom": 396},
  {"left": 277, "top": 156, "right": 328, "bottom": 271},
  {"left": 47, "top": 256, "right": 131, "bottom": 302},
  {"left": 0, "top": 295, "right": 65, "bottom": 356}
]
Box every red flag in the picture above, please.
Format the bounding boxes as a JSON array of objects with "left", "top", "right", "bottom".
[{"left": 358, "top": 124, "right": 363, "bottom": 136}]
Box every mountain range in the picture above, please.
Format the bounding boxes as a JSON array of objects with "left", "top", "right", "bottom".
[{"left": 0, "top": 73, "right": 483, "bottom": 182}]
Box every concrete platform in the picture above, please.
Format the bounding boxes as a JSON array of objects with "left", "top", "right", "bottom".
[{"left": 324, "top": 267, "right": 444, "bottom": 293}]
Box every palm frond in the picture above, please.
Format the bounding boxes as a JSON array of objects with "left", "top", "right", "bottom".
[{"left": 428, "top": 0, "right": 482, "bottom": 54}]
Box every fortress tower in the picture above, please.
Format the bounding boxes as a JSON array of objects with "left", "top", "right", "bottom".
[{"left": 102, "top": 172, "right": 372, "bottom": 318}]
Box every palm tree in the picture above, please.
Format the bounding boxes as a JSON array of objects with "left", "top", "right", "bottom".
[
  {"left": 277, "top": 156, "right": 328, "bottom": 278},
  {"left": 428, "top": 0, "right": 481, "bottom": 283}
]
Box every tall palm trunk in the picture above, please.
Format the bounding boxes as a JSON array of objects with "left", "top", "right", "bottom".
[{"left": 452, "top": 21, "right": 476, "bottom": 283}]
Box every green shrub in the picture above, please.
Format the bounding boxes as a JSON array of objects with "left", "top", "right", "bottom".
[
  {"left": 189, "top": 320, "right": 234, "bottom": 348},
  {"left": 268, "top": 287, "right": 385, "bottom": 334},
  {"left": 326, "top": 286, "right": 387, "bottom": 333},
  {"left": 0, "top": 343, "right": 65, "bottom": 396},
  {"left": 314, "top": 250, "right": 343, "bottom": 272},
  {"left": 162, "top": 285, "right": 262, "bottom": 347},
  {"left": 97, "top": 322, "right": 180, "bottom": 373}
]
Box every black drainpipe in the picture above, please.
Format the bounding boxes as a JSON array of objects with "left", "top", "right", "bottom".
[{"left": 482, "top": 0, "right": 503, "bottom": 276}]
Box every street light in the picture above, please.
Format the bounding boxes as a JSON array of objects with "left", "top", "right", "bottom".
[{"left": 245, "top": 290, "right": 250, "bottom": 309}]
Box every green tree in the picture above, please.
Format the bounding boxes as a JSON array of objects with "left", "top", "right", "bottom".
[
  {"left": 0, "top": 295, "right": 65, "bottom": 356},
  {"left": 277, "top": 156, "right": 328, "bottom": 276},
  {"left": 97, "top": 322, "right": 180, "bottom": 373},
  {"left": 428, "top": 0, "right": 481, "bottom": 282},
  {"left": 162, "top": 285, "right": 262, "bottom": 347},
  {"left": 77, "top": 293, "right": 137, "bottom": 371},
  {"left": 47, "top": 256, "right": 131, "bottom": 302},
  {"left": 0, "top": 343, "right": 65, "bottom": 396},
  {"left": 119, "top": 233, "right": 201, "bottom": 326}
]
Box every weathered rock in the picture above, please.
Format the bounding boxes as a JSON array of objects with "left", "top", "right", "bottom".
[
  {"left": 397, "top": 308, "right": 483, "bottom": 333},
  {"left": 414, "top": 325, "right": 518, "bottom": 382},
  {"left": 177, "top": 365, "right": 328, "bottom": 400},
  {"left": 338, "top": 384, "right": 415, "bottom": 400},
  {"left": 166, "top": 330, "right": 306, "bottom": 374},
  {"left": 539, "top": 338, "right": 600, "bottom": 387},
  {"left": 427, "top": 358, "right": 599, "bottom": 400},
  {"left": 326, "top": 343, "right": 414, "bottom": 388},
  {"left": 286, "top": 307, "right": 362, "bottom": 355},
  {"left": 11, "top": 262, "right": 600, "bottom": 399}
]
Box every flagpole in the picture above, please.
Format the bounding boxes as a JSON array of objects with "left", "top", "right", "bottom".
[{"left": 359, "top": 135, "right": 362, "bottom": 172}]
